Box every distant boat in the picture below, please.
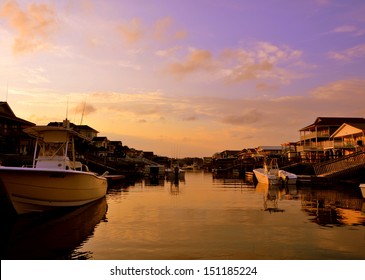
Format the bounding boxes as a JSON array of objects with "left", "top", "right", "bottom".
[
  {"left": 144, "top": 165, "right": 165, "bottom": 179},
  {"left": 253, "top": 158, "right": 297, "bottom": 185},
  {"left": 360, "top": 184, "right": 365, "bottom": 198},
  {"left": 0, "top": 125, "right": 108, "bottom": 214},
  {"left": 166, "top": 166, "right": 185, "bottom": 181}
]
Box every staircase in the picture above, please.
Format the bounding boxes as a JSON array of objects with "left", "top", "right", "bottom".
[{"left": 313, "top": 151, "right": 365, "bottom": 177}]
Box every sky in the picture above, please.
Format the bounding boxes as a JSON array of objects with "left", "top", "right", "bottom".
[{"left": 1, "top": 0, "right": 365, "bottom": 157}]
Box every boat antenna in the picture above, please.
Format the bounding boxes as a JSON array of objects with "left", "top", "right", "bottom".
[
  {"left": 80, "top": 98, "right": 86, "bottom": 125},
  {"left": 66, "top": 96, "right": 69, "bottom": 120}
]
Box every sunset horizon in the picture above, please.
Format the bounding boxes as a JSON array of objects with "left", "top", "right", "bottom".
[{"left": 1, "top": 0, "right": 365, "bottom": 157}]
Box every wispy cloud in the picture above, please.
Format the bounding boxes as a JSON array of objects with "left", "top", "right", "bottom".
[
  {"left": 221, "top": 109, "right": 262, "bottom": 126},
  {"left": 116, "top": 16, "right": 187, "bottom": 46},
  {"left": 165, "top": 41, "right": 304, "bottom": 88},
  {"left": 71, "top": 102, "right": 96, "bottom": 116},
  {"left": 166, "top": 49, "right": 216, "bottom": 76},
  {"left": 331, "top": 25, "right": 365, "bottom": 36},
  {"left": 116, "top": 18, "right": 143, "bottom": 45},
  {"left": 0, "top": 0, "right": 57, "bottom": 54},
  {"left": 328, "top": 43, "right": 365, "bottom": 61},
  {"left": 152, "top": 16, "right": 187, "bottom": 42},
  {"left": 311, "top": 79, "right": 365, "bottom": 102}
]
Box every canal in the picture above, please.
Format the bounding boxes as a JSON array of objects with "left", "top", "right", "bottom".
[{"left": 1, "top": 171, "right": 365, "bottom": 260}]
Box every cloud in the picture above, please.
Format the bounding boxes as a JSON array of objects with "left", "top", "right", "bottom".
[
  {"left": 165, "top": 41, "right": 304, "bottom": 88},
  {"left": 152, "top": 16, "right": 187, "bottom": 42},
  {"left": 166, "top": 49, "right": 215, "bottom": 76},
  {"left": 0, "top": 0, "right": 57, "bottom": 54},
  {"left": 311, "top": 79, "right": 365, "bottom": 102},
  {"left": 330, "top": 25, "right": 365, "bottom": 36},
  {"left": 24, "top": 67, "right": 50, "bottom": 84},
  {"left": 117, "top": 16, "right": 187, "bottom": 46},
  {"left": 155, "top": 46, "right": 182, "bottom": 57},
  {"left": 182, "top": 115, "right": 198, "bottom": 121},
  {"left": 72, "top": 102, "right": 97, "bottom": 116},
  {"left": 328, "top": 43, "right": 365, "bottom": 61},
  {"left": 221, "top": 42, "right": 302, "bottom": 84},
  {"left": 116, "top": 18, "right": 143, "bottom": 45},
  {"left": 332, "top": 25, "right": 357, "bottom": 33},
  {"left": 221, "top": 109, "right": 262, "bottom": 126}
]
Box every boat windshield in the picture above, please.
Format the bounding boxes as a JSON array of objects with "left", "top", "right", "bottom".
[{"left": 39, "top": 142, "right": 67, "bottom": 157}]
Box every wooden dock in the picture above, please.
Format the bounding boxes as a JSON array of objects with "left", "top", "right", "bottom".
[{"left": 313, "top": 151, "right": 365, "bottom": 178}]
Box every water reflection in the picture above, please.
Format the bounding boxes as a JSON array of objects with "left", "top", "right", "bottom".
[
  {"left": 256, "top": 183, "right": 287, "bottom": 213},
  {"left": 2, "top": 172, "right": 365, "bottom": 260},
  {"left": 300, "top": 186, "right": 365, "bottom": 227},
  {"left": 1, "top": 197, "right": 107, "bottom": 260}
]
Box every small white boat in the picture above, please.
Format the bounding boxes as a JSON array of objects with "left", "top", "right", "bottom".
[
  {"left": 166, "top": 166, "right": 185, "bottom": 181},
  {"left": 278, "top": 169, "right": 298, "bottom": 185},
  {"left": 0, "top": 125, "right": 108, "bottom": 214},
  {"left": 360, "top": 184, "right": 365, "bottom": 198},
  {"left": 253, "top": 158, "right": 297, "bottom": 185}
]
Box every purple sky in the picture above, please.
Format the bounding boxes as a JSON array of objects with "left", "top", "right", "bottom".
[{"left": 1, "top": 0, "right": 365, "bottom": 157}]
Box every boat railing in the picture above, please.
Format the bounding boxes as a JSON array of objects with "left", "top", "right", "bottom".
[{"left": 264, "top": 158, "right": 279, "bottom": 174}]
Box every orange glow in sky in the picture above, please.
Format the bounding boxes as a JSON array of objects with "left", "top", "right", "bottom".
[{"left": 1, "top": 0, "right": 365, "bottom": 157}]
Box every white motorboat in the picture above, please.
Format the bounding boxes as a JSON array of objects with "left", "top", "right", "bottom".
[
  {"left": 0, "top": 125, "right": 108, "bottom": 214},
  {"left": 253, "top": 158, "right": 297, "bottom": 185},
  {"left": 278, "top": 169, "right": 298, "bottom": 185},
  {"left": 360, "top": 184, "right": 365, "bottom": 198}
]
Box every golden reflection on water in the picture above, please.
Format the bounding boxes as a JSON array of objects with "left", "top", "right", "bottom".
[
  {"left": 1, "top": 171, "right": 364, "bottom": 260},
  {"left": 77, "top": 171, "right": 365, "bottom": 260}
]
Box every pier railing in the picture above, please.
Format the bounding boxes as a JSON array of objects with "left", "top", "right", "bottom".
[{"left": 313, "top": 151, "right": 365, "bottom": 177}]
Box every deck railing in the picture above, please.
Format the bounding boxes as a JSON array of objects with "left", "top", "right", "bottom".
[{"left": 313, "top": 151, "right": 365, "bottom": 177}]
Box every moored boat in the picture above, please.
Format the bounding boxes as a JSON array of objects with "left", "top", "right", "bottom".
[
  {"left": 0, "top": 124, "right": 108, "bottom": 214},
  {"left": 166, "top": 166, "right": 185, "bottom": 181},
  {"left": 278, "top": 169, "right": 298, "bottom": 185},
  {"left": 253, "top": 158, "right": 297, "bottom": 185}
]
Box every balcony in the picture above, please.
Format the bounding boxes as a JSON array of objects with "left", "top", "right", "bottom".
[
  {"left": 297, "top": 139, "right": 362, "bottom": 152},
  {"left": 300, "top": 130, "right": 330, "bottom": 141},
  {"left": 296, "top": 143, "right": 323, "bottom": 152}
]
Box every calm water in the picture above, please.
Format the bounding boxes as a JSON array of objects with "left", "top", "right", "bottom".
[{"left": 1, "top": 171, "right": 365, "bottom": 260}]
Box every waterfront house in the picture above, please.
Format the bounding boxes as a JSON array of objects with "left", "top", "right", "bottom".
[
  {"left": 213, "top": 150, "right": 241, "bottom": 159},
  {"left": 256, "top": 146, "right": 282, "bottom": 157},
  {"left": 329, "top": 123, "right": 365, "bottom": 154},
  {"left": 0, "top": 102, "right": 35, "bottom": 155},
  {"left": 92, "top": 136, "right": 109, "bottom": 157},
  {"left": 76, "top": 125, "right": 99, "bottom": 140},
  {"left": 48, "top": 121, "right": 99, "bottom": 141},
  {"left": 298, "top": 117, "right": 365, "bottom": 161}
]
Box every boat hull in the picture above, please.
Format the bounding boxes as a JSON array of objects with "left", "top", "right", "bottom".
[
  {"left": 360, "top": 184, "right": 365, "bottom": 199},
  {"left": 253, "top": 168, "right": 280, "bottom": 185},
  {"left": 0, "top": 167, "right": 107, "bottom": 214},
  {"left": 278, "top": 170, "right": 297, "bottom": 185},
  {"left": 253, "top": 168, "right": 297, "bottom": 185}
]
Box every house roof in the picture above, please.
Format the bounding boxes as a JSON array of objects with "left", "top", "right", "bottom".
[
  {"left": 331, "top": 122, "right": 365, "bottom": 138},
  {"left": 92, "top": 136, "right": 108, "bottom": 141},
  {"left": 48, "top": 121, "right": 99, "bottom": 133},
  {"left": 257, "top": 146, "right": 282, "bottom": 151},
  {"left": 77, "top": 125, "right": 99, "bottom": 133},
  {"left": 0, "top": 102, "right": 35, "bottom": 126},
  {"left": 300, "top": 117, "right": 365, "bottom": 131}
]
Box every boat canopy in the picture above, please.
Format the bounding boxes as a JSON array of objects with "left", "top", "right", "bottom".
[{"left": 24, "top": 126, "right": 87, "bottom": 142}]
